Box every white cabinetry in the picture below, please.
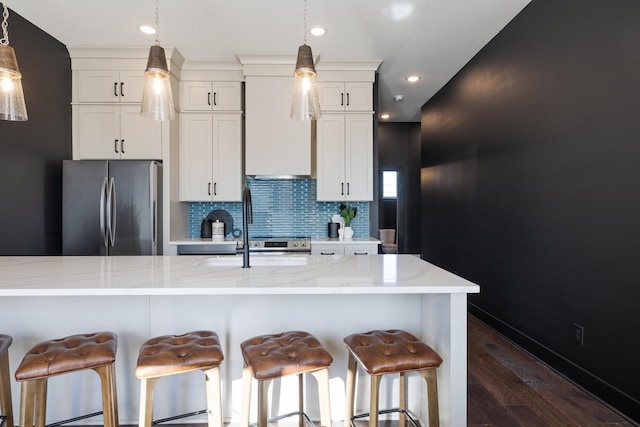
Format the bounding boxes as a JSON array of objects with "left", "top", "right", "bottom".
[
  {"left": 180, "top": 112, "right": 242, "bottom": 201},
  {"left": 77, "top": 70, "right": 145, "bottom": 103},
  {"left": 311, "top": 242, "right": 379, "bottom": 255},
  {"left": 181, "top": 81, "right": 242, "bottom": 111},
  {"left": 74, "top": 105, "right": 161, "bottom": 159},
  {"left": 318, "top": 82, "right": 372, "bottom": 112},
  {"left": 316, "top": 113, "right": 373, "bottom": 201}
]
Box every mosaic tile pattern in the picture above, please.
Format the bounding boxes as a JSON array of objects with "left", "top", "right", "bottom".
[{"left": 188, "top": 178, "right": 369, "bottom": 238}]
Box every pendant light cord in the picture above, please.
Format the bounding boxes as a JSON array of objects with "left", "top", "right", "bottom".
[
  {"left": 154, "top": 0, "right": 160, "bottom": 46},
  {"left": 1, "top": 2, "right": 9, "bottom": 46},
  {"left": 303, "top": 0, "right": 307, "bottom": 45}
]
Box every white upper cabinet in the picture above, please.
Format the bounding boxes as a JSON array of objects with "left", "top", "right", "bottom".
[
  {"left": 181, "top": 81, "right": 242, "bottom": 111},
  {"left": 316, "top": 113, "right": 373, "bottom": 201},
  {"left": 180, "top": 112, "right": 243, "bottom": 202},
  {"left": 318, "top": 82, "right": 373, "bottom": 112},
  {"left": 77, "top": 70, "right": 146, "bottom": 103},
  {"left": 74, "top": 105, "right": 162, "bottom": 160}
]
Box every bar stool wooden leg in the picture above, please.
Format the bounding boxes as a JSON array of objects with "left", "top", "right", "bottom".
[
  {"left": 311, "top": 368, "right": 331, "bottom": 427},
  {"left": 20, "top": 379, "right": 47, "bottom": 427},
  {"left": 419, "top": 368, "right": 439, "bottom": 427},
  {"left": 0, "top": 350, "right": 13, "bottom": 427},
  {"left": 399, "top": 371, "right": 407, "bottom": 427},
  {"left": 240, "top": 363, "right": 252, "bottom": 427},
  {"left": 94, "top": 363, "right": 118, "bottom": 427},
  {"left": 345, "top": 352, "right": 357, "bottom": 427},
  {"left": 203, "top": 366, "right": 222, "bottom": 427},
  {"left": 138, "top": 377, "right": 160, "bottom": 427},
  {"left": 257, "top": 379, "right": 268, "bottom": 427},
  {"left": 369, "top": 374, "right": 382, "bottom": 427}
]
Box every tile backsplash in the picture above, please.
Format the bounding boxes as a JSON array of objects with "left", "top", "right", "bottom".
[{"left": 188, "top": 178, "right": 369, "bottom": 238}]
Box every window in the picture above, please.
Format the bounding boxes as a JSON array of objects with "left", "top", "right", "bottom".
[{"left": 382, "top": 170, "right": 398, "bottom": 199}]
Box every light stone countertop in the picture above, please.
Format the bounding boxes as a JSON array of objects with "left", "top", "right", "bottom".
[
  {"left": 310, "top": 237, "right": 381, "bottom": 244},
  {"left": 0, "top": 255, "right": 478, "bottom": 296}
]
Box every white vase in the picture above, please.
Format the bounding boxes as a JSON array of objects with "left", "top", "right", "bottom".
[{"left": 344, "top": 226, "right": 354, "bottom": 240}]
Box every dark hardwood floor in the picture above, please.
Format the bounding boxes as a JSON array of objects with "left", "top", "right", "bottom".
[{"left": 468, "top": 315, "right": 636, "bottom": 426}]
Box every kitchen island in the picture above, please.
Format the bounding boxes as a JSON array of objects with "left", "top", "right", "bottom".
[{"left": 0, "top": 255, "right": 478, "bottom": 427}]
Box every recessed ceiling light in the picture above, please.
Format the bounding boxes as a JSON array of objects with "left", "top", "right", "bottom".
[
  {"left": 310, "top": 26, "right": 326, "bottom": 36},
  {"left": 139, "top": 25, "right": 157, "bottom": 35},
  {"left": 394, "top": 95, "right": 404, "bottom": 102},
  {"left": 406, "top": 75, "right": 421, "bottom": 83},
  {"left": 380, "top": 113, "right": 391, "bottom": 120}
]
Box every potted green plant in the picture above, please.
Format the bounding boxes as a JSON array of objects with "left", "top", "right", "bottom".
[{"left": 339, "top": 203, "right": 357, "bottom": 239}]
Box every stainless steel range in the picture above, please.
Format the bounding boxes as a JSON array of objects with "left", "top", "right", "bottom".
[{"left": 247, "top": 236, "right": 311, "bottom": 253}]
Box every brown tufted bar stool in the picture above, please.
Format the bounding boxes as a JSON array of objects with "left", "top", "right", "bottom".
[
  {"left": 0, "top": 335, "right": 13, "bottom": 427},
  {"left": 135, "top": 331, "right": 224, "bottom": 427},
  {"left": 14, "top": 332, "right": 118, "bottom": 427},
  {"left": 240, "top": 331, "right": 333, "bottom": 427},
  {"left": 344, "top": 329, "right": 443, "bottom": 427}
]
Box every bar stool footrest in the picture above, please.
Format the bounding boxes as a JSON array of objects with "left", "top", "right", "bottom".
[
  {"left": 0, "top": 415, "right": 6, "bottom": 427},
  {"left": 45, "top": 411, "right": 103, "bottom": 427},
  {"left": 248, "top": 410, "right": 314, "bottom": 427},
  {"left": 152, "top": 409, "right": 209, "bottom": 426},
  {"left": 351, "top": 408, "right": 421, "bottom": 427}
]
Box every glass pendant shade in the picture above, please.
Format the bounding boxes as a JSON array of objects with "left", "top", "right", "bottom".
[
  {"left": 290, "top": 44, "right": 321, "bottom": 120},
  {"left": 141, "top": 45, "right": 174, "bottom": 121},
  {"left": 0, "top": 45, "right": 28, "bottom": 121}
]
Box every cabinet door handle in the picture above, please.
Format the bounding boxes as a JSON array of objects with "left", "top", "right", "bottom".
[
  {"left": 340, "top": 93, "right": 344, "bottom": 106},
  {"left": 341, "top": 183, "right": 344, "bottom": 196},
  {"left": 114, "top": 139, "right": 119, "bottom": 153},
  {"left": 208, "top": 183, "right": 212, "bottom": 195},
  {"left": 213, "top": 92, "right": 217, "bottom": 106},
  {"left": 320, "top": 252, "right": 335, "bottom": 255},
  {"left": 347, "top": 182, "right": 350, "bottom": 195},
  {"left": 114, "top": 82, "right": 118, "bottom": 97},
  {"left": 120, "top": 82, "right": 124, "bottom": 97},
  {"left": 208, "top": 92, "right": 211, "bottom": 106},
  {"left": 346, "top": 92, "right": 350, "bottom": 106},
  {"left": 120, "top": 139, "right": 125, "bottom": 154},
  {"left": 214, "top": 182, "right": 217, "bottom": 195}
]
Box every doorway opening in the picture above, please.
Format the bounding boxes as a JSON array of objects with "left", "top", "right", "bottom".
[{"left": 379, "top": 170, "right": 399, "bottom": 253}]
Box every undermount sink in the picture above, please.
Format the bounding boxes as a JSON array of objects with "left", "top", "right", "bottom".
[{"left": 203, "top": 255, "right": 309, "bottom": 267}]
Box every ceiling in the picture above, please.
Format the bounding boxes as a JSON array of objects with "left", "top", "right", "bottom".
[{"left": 10, "top": 0, "right": 530, "bottom": 122}]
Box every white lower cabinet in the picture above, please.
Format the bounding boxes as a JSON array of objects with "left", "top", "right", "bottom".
[
  {"left": 180, "top": 112, "right": 242, "bottom": 202},
  {"left": 311, "top": 243, "right": 379, "bottom": 255},
  {"left": 74, "top": 105, "right": 162, "bottom": 160}
]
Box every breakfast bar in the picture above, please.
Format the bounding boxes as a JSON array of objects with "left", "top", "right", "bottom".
[{"left": 0, "top": 255, "right": 479, "bottom": 427}]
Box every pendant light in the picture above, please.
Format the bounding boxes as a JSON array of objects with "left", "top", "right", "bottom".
[
  {"left": 141, "top": 0, "right": 174, "bottom": 121},
  {"left": 290, "top": 0, "right": 321, "bottom": 121},
  {"left": 0, "top": 2, "right": 27, "bottom": 121}
]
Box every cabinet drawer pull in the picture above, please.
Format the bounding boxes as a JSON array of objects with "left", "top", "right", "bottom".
[
  {"left": 353, "top": 252, "right": 368, "bottom": 255},
  {"left": 120, "top": 82, "right": 125, "bottom": 97},
  {"left": 114, "top": 82, "right": 118, "bottom": 97},
  {"left": 320, "top": 252, "right": 335, "bottom": 255}
]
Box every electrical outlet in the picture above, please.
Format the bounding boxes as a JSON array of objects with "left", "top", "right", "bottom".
[{"left": 572, "top": 323, "right": 584, "bottom": 346}]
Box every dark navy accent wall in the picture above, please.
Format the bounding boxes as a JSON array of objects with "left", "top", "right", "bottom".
[
  {"left": 0, "top": 9, "right": 71, "bottom": 255},
  {"left": 421, "top": 0, "right": 640, "bottom": 421}
]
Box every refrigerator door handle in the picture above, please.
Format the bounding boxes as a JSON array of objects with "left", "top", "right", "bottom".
[
  {"left": 107, "top": 177, "right": 117, "bottom": 247},
  {"left": 99, "top": 177, "right": 109, "bottom": 248}
]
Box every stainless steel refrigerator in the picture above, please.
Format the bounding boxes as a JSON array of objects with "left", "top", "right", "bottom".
[{"left": 62, "top": 160, "right": 162, "bottom": 255}]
